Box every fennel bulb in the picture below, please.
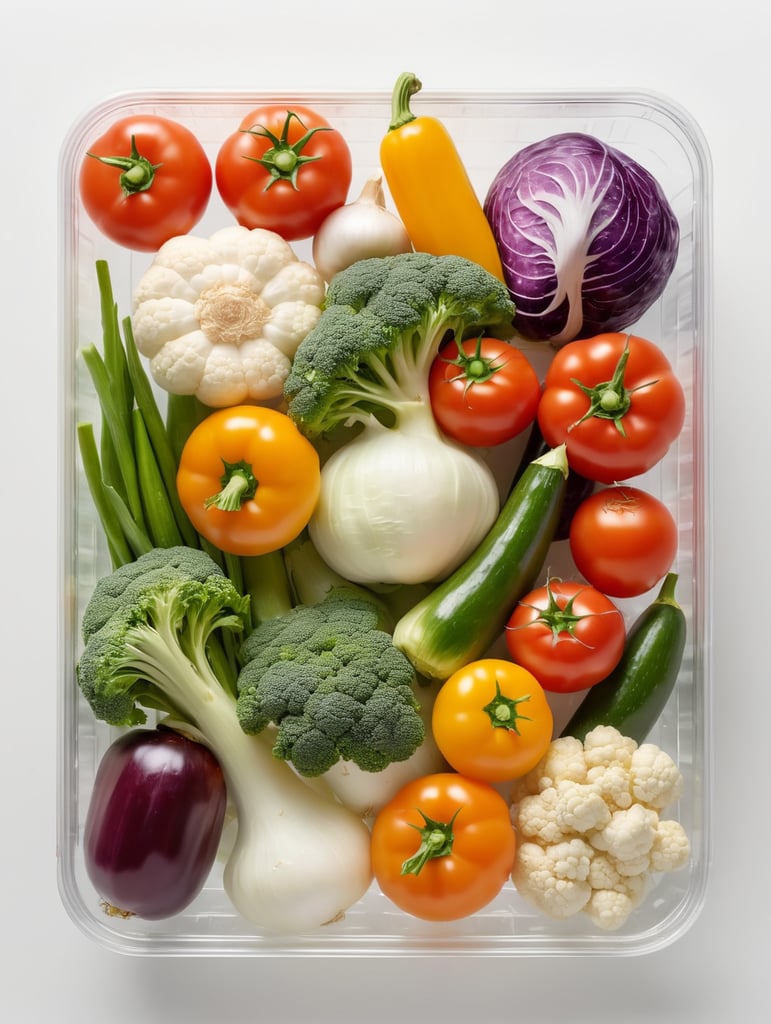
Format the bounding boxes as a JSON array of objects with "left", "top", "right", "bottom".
[{"left": 309, "top": 404, "right": 500, "bottom": 585}]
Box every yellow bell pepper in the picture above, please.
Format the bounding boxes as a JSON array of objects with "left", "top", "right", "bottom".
[{"left": 379, "top": 72, "right": 505, "bottom": 283}]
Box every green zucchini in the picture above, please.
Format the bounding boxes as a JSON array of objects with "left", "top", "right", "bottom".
[
  {"left": 392, "top": 444, "right": 568, "bottom": 680},
  {"left": 561, "top": 572, "right": 687, "bottom": 744}
]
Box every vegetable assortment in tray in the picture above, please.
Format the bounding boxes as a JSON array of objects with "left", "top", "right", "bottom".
[{"left": 57, "top": 77, "right": 713, "bottom": 956}]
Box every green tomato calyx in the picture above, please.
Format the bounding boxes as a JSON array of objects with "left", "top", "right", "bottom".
[
  {"left": 87, "top": 135, "right": 162, "bottom": 196},
  {"left": 482, "top": 680, "right": 532, "bottom": 733},
  {"left": 568, "top": 337, "right": 659, "bottom": 437},
  {"left": 441, "top": 334, "right": 507, "bottom": 394},
  {"left": 242, "top": 110, "right": 331, "bottom": 191},
  {"left": 401, "top": 808, "right": 460, "bottom": 876}
]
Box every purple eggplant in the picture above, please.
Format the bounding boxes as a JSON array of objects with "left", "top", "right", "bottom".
[{"left": 84, "top": 727, "right": 227, "bottom": 920}]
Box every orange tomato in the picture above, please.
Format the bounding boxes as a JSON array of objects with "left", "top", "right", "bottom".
[
  {"left": 176, "top": 405, "right": 320, "bottom": 556},
  {"left": 370, "top": 772, "right": 516, "bottom": 921},
  {"left": 432, "top": 659, "right": 553, "bottom": 782}
]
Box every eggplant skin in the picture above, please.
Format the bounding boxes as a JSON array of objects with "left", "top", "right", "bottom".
[{"left": 84, "top": 728, "right": 227, "bottom": 920}]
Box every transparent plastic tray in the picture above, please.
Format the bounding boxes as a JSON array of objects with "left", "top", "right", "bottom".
[{"left": 57, "top": 87, "right": 713, "bottom": 957}]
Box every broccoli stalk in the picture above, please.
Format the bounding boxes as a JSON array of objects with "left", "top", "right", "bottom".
[{"left": 76, "top": 545, "right": 373, "bottom": 933}]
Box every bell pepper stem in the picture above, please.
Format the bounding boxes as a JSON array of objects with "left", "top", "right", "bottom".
[{"left": 204, "top": 460, "right": 258, "bottom": 512}]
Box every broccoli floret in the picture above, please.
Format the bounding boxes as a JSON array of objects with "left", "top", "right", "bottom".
[
  {"left": 77, "top": 545, "right": 250, "bottom": 728},
  {"left": 284, "top": 252, "right": 515, "bottom": 437},
  {"left": 236, "top": 588, "right": 425, "bottom": 776}
]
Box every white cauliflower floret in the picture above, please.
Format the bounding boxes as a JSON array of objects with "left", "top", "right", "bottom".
[
  {"left": 509, "top": 729, "right": 691, "bottom": 931},
  {"left": 589, "top": 855, "right": 650, "bottom": 897},
  {"left": 513, "top": 781, "right": 611, "bottom": 845},
  {"left": 132, "top": 225, "right": 325, "bottom": 407},
  {"left": 582, "top": 725, "right": 638, "bottom": 772},
  {"left": 629, "top": 744, "right": 684, "bottom": 810},
  {"left": 514, "top": 788, "right": 566, "bottom": 844},
  {"left": 548, "top": 838, "right": 595, "bottom": 881},
  {"left": 554, "top": 779, "right": 612, "bottom": 834},
  {"left": 510, "top": 735, "right": 587, "bottom": 803},
  {"left": 585, "top": 860, "right": 651, "bottom": 929},
  {"left": 586, "top": 763, "right": 633, "bottom": 810},
  {"left": 589, "top": 803, "right": 659, "bottom": 863},
  {"left": 585, "top": 888, "right": 636, "bottom": 931},
  {"left": 650, "top": 819, "right": 690, "bottom": 872},
  {"left": 511, "top": 841, "right": 593, "bottom": 920},
  {"left": 588, "top": 852, "right": 620, "bottom": 891}
]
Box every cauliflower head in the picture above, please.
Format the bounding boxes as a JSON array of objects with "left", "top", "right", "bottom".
[
  {"left": 509, "top": 726, "right": 690, "bottom": 931},
  {"left": 132, "top": 225, "right": 325, "bottom": 407}
]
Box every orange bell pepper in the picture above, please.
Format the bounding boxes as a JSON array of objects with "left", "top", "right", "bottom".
[
  {"left": 379, "top": 72, "right": 505, "bottom": 282},
  {"left": 176, "top": 405, "right": 321, "bottom": 557}
]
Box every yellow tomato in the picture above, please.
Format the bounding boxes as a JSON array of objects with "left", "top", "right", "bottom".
[{"left": 432, "top": 659, "right": 553, "bottom": 783}]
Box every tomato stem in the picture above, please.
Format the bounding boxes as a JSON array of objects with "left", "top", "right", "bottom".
[
  {"left": 568, "top": 337, "right": 659, "bottom": 437},
  {"left": 525, "top": 579, "right": 588, "bottom": 643},
  {"left": 204, "top": 460, "right": 258, "bottom": 512},
  {"left": 440, "top": 334, "right": 507, "bottom": 393},
  {"left": 482, "top": 680, "right": 532, "bottom": 733},
  {"left": 401, "top": 808, "right": 460, "bottom": 876},
  {"left": 87, "top": 135, "right": 162, "bottom": 196},
  {"left": 241, "top": 110, "right": 331, "bottom": 191}
]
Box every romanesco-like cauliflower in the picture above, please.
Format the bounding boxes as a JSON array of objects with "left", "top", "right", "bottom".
[
  {"left": 509, "top": 725, "right": 690, "bottom": 931},
  {"left": 132, "top": 225, "right": 325, "bottom": 407}
]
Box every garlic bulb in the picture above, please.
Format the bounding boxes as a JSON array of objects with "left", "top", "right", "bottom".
[{"left": 312, "top": 175, "right": 413, "bottom": 282}]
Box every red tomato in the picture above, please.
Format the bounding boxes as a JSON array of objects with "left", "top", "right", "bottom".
[
  {"left": 370, "top": 773, "right": 516, "bottom": 921},
  {"left": 569, "top": 485, "right": 678, "bottom": 598},
  {"left": 428, "top": 336, "right": 541, "bottom": 447},
  {"left": 215, "top": 105, "right": 352, "bottom": 241},
  {"left": 537, "top": 332, "right": 685, "bottom": 483},
  {"left": 79, "top": 115, "right": 212, "bottom": 251},
  {"left": 505, "top": 579, "right": 626, "bottom": 693},
  {"left": 431, "top": 659, "right": 553, "bottom": 782}
]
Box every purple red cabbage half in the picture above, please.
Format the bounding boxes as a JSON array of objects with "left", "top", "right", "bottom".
[{"left": 483, "top": 132, "right": 680, "bottom": 346}]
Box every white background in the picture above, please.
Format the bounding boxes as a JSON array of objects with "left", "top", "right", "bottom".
[{"left": 2, "top": 1, "right": 767, "bottom": 1020}]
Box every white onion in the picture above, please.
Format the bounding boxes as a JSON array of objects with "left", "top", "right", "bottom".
[
  {"left": 308, "top": 408, "right": 500, "bottom": 586},
  {"left": 312, "top": 175, "right": 413, "bottom": 283}
]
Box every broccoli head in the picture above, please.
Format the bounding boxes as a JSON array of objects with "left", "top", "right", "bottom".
[
  {"left": 76, "top": 546, "right": 250, "bottom": 728},
  {"left": 235, "top": 588, "right": 425, "bottom": 776},
  {"left": 284, "top": 251, "right": 516, "bottom": 437}
]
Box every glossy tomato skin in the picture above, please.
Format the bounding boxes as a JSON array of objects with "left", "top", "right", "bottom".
[
  {"left": 215, "top": 104, "right": 352, "bottom": 241},
  {"left": 538, "top": 333, "right": 685, "bottom": 483},
  {"left": 505, "top": 580, "right": 626, "bottom": 693},
  {"left": 371, "top": 773, "right": 517, "bottom": 921},
  {"left": 84, "top": 729, "right": 227, "bottom": 920},
  {"left": 569, "top": 485, "right": 678, "bottom": 598},
  {"left": 79, "top": 115, "right": 212, "bottom": 252},
  {"left": 432, "top": 659, "right": 553, "bottom": 782},
  {"left": 428, "top": 337, "right": 541, "bottom": 447}
]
